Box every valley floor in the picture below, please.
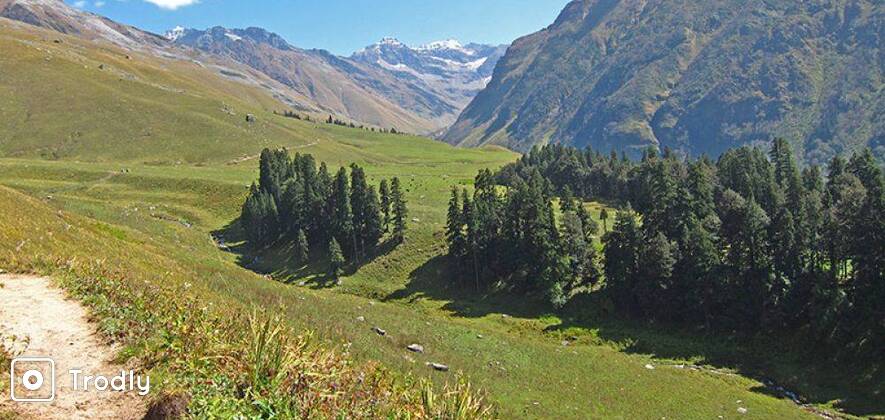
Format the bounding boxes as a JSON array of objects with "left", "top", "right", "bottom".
[{"left": 0, "top": 155, "right": 876, "bottom": 419}]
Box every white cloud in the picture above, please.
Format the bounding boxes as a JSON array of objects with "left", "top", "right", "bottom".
[
  {"left": 94, "top": 1, "right": 106, "bottom": 7},
  {"left": 73, "top": 0, "right": 87, "bottom": 7},
  {"left": 142, "top": 0, "right": 199, "bottom": 10}
]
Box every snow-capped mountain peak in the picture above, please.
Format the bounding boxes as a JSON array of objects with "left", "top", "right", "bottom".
[
  {"left": 164, "top": 25, "right": 186, "bottom": 42},
  {"left": 418, "top": 39, "right": 466, "bottom": 52}
]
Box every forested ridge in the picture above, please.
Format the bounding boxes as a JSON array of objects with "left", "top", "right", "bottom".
[
  {"left": 446, "top": 141, "right": 883, "bottom": 358},
  {"left": 241, "top": 149, "right": 407, "bottom": 278}
]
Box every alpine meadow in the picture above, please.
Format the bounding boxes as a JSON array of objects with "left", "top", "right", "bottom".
[{"left": 0, "top": 1, "right": 881, "bottom": 419}]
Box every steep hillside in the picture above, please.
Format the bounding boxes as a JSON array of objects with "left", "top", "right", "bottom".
[
  {"left": 0, "top": 18, "right": 323, "bottom": 163},
  {"left": 445, "top": 0, "right": 883, "bottom": 164},
  {"left": 0, "top": 0, "right": 166, "bottom": 50},
  {"left": 0, "top": 0, "right": 506, "bottom": 135},
  {"left": 170, "top": 27, "right": 506, "bottom": 133}
]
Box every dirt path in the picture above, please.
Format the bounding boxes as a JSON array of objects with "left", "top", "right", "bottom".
[{"left": 0, "top": 274, "right": 147, "bottom": 419}]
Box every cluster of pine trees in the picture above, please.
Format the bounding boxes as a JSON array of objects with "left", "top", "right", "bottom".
[
  {"left": 446, "top": 169, "right": 603, "bottom": 308},
  {"left": 241, "top": 149, "right": 407, "bottom": 278},
  {"left": 447, "top": 141, "right": 883, "bottom": 354}
]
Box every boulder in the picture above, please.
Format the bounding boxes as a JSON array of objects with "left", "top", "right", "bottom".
[
  {"left": 356, "top": 316, "right": 365, "bottom": 322},
  {"left": 430, "top": 363, "right": 449, "bottom": 372},
  {"left": 372, "top": 326, "right": 386, "bottom": 336},
  {"left": 406, "top": 344, "right": 424, "bottom": 353}
]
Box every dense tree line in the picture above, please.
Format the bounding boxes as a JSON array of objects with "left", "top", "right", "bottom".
[
  {"left": 447, "top": 142, "right": 883, "bottom": 355},
  {"left": 241, "top": 149, "right": 407, "bottom": 277}
]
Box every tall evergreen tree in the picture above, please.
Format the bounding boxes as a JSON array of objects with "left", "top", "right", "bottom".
[
  {"left": 379, "top": 179, "right": 391, "bottom": 232},
  {"left": 390, "top": 177, "right": 407, "bottom": 242},
  {"left": 328, "top": 238, "right": 345, "bottom": 280},
  {"left": 446, "top": 187, "right": 466, "bottom": 260},
  {"left": 295, "top": 229, "right": 309, "bottom": 264},
  {"left": 331, "top": 167, "right": 354, "bottom": 256}
]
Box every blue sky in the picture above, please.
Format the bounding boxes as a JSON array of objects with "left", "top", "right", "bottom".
[{"left": 66, "top": 0, "right": 571, "bottom": 55}]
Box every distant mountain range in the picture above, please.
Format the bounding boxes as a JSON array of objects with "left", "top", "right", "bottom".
[
  {"left": 445, "top": 0, "right": 883, "bottom": 164},
  {"left": 0, "top": 0, "right": 506, "bottom": 134},
  {"left": 166, "top": 26, "right": 507, "bottom": 133}
]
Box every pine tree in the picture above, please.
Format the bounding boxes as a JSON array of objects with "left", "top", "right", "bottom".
[
  {"left": 332, "top": 167, "right": 354, "bottom": 256},
  {"left": 379, "top": 179, "right": 391, "bottom": 232},
  {"left": 349, "top": 164, "right": 381, "bottom": 259},
  {"left": 295, "top": 229, "right": 309, "bottom": 264},
  {"left": 328, "top": 238, "right": 345, "bottom": 280},
  {"left": 446, "top": 187, "right": 466, "bottom": 259},
  {"left": 390, "top": 177, "right": 407, "bottom": 243},
  {"left": 604, "top": 207, "right": 643, "bottom": 312}
]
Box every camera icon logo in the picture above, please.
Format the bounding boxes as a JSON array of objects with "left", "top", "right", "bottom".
[{"left": 9, "top": 357, "right": 55, "bottom": 402}]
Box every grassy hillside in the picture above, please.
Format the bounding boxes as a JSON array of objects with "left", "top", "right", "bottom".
[{"left": 0, "top": 18, "right": 876, "bottom": 419}]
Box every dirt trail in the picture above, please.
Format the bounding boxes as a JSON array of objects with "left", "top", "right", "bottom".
[{"left": 0, "top": 274, "right": 147, "bottom": 419}]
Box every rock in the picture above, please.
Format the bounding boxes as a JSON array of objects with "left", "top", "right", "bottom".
[
  {"left": 430, "top": 363, "right": 449, "bottom": 372},
  {"left": 501, "top": 314, "right": 511, "bottom": 319},
  {"left": 372, "top": 326, "right": 386, "bottom": 336},
  {"left": 407, "top": 344, "right": 424, "bottom": 353},
  {"left": 356, "top": 316, "right": 365, "bottom": 322},
  {"left": 737, "top": 407, "right": 747, "bottom": 414},
  {"left": 561, "top": 341, "right": 570, "bottom": 347},
  {"left": 411, "top": 218, "right": 420, "bottom": 223},
  {"left": 476, "top": 334, "right": 484, "bottom": 339},
  {"left": 644, "top": 364, "right": 655, "bottom": 370},
  {"left": 245, "top": 114, "right": 256, "bottom": 123}
]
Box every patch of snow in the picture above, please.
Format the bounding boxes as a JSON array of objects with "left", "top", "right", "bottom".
[
  {"left": 224, "top": 32, "right": 243, "bottom": 42},
  {"left": 418, "top": 39, "right": 473, "bottom": 55},
  {"left": 165, "top": 25, "right": 186, "bottom": 41}
]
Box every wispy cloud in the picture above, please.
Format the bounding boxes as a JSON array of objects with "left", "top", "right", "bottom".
[
  {"left": 94, "top": 1, "right": 106, "bottom": 7},
  {"left": 73, "top": 0, "right": 87, "bottom": 7},
  {"left": 143, "top": 0, "right": 200, "bottom": 10}
]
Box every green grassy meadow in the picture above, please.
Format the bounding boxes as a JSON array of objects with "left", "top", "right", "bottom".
[{"left": 0, "top": 20, "right": 877, "bottom": 419}]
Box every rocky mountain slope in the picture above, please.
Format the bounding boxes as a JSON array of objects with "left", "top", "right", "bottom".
[
  {"left": 169, "top": 26, "right": 506, "bottom": 133},
  {"left": 0, "top": 0, "right": 167, "bottom": 50},
  {"left": 445, "top": 0, "right": 883, "bottom": 164},
  {"left": 0, "top": 0, "right": 506, "bottom": 134},
  {"left": 350, "top": 38, "right": 507, "bottom": 130}
]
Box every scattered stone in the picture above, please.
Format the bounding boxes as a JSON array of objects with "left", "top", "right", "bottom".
[
  {"left": 476, "top": 334, "right": 484, "bottom": 339},
  {"left": 406, "top": 344, "right": 424, "bottom": 353},
  {"left": 53, "top": 39, "right": 62, "bottom": 44},
  {"left": 644, "top": 364, "right": 655, "bottom": 370},
  {"left": 737, "top": 407, "right": 747, "bottom": 414},
  {"left": 372, "top": 326, "right": 386, "bottom": 336},
  {"left": 501, "top": 314, "right": 511, "bottom": 319},
  {"left": 98, "top": 64, "right": 105, "bottom": 70},
  {"left": 356, "top": 316, "right": 365, "bottom": 322},
  {"left": 411, "top": 218, "right": 420, "bottom": 223},
  {"left": 298, "top": 281, "right": 306, "bottom": 286},
  {"left": 245, "top": 114, "right": 256, "bottom": 123},
  {"left": 430, "top": 363, "right": 448, "bottom": 372},
  {"left": 561, "top": 341, "right": 570, "bottom": 347}
]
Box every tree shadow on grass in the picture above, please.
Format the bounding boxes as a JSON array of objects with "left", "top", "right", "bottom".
[
  {"left": 384, "top": 254, "right": 556, "bottom": 319},
  {"left": 387, "top": 255, "right": 883, "bottom": 418},
  {"left": 212, "top": 220, "right": 402, "bottom": 290}
]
